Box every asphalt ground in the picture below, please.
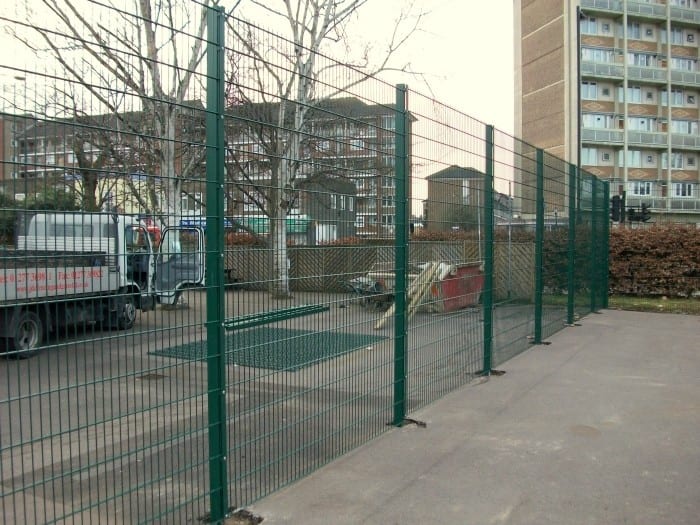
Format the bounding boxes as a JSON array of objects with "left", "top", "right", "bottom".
[
  {"left": 248, "top": 309, "right": 700, "bottom": 525},
  {"left": 4, "top": 289, "right": 696, "bottom": 524}
]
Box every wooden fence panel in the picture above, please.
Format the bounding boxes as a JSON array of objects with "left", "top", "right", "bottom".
[{"left": 225, "top": 242, "right": 535, "bottom": 299}]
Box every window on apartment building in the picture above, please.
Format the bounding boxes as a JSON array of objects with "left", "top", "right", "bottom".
[
  {"left": 628, "top": 117, "right": 656, "bottom": 131},
  {"left": 581, "top": 147, "right": 598, "bottom": 165},
  {"left": 671, "top": 119, "right": 699, "bottom": 134},
  {"left": 330, "top": 194, "right": 337, "bottom": 210},
  {"left": 582, "top": 47, "right": 615, "bottom": 63},
  {"left": 661, "top": 152, "right": 684, "bottom": 169},
  {"left": 380, "top": 116, "right": 395, "bottom": 131},
  {"left": 602, "top": 152, "right": 611, "bottom": 162},
  {"left": 673, "top": 183, "right": 694, "bottom": 197},
  {"left": 671, "top": 27, "right": 684, "bottom": 44},
  {"left": 618, "top": 150, "right": 643, "bottom": 168},
  {"left": 349, "top": 139, "right": 364, "bottom": 151},
  {"left": 584, "top": 113, "right": 614, "bottom": 128},
  {"left": 618, "top": 86, "right": 642, "bottom": 103},
  {"left": 461, "top": 180, "right": 470, "bottom": 203},
  {"left": 688, "top": 34, "right": 695, "bottom": 43},
  {"left": 627, "top": 22, "right": 641, "bottom": 39},
  {"left": 661, "top": 89, "right": 684, "bottom": 106},
  {"left": 581, "top": 81, "right": 597, "bottom": 100},
  {"left": 689, "top": 95, "right": 697, "bottom": 105},
  {"left": 628, "top": 181, "right": 653, "bottom": 196},
  {"left": 580, "top": 17, "right": 597, "bottom": 34},
  {"left": 181, "top": 192, "right": 203, "bottom": 213},
  {"left": 671, "top": 57, "right": 697, "bottom": 71},
  {"left": 243, "top": 190, "right": 264, "bottom": 212},
  {"left": 688, "top": 156, "right": 696, "bottom": 166},
  {"left": 627, "top": 53, "right": 657, "bottom": 67},
  {"left": 602, "top": 23, "right": 611, "bottom": 34}
]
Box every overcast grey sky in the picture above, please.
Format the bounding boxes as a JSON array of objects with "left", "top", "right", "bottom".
[
  {"left": 377, "top": 0, "right": 515, "bottom": 133},
  {"left": 2, "top": 0, "right": 514, "bottom": 132}
]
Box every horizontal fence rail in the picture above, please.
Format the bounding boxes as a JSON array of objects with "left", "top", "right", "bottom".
[{"left": 0, "top": 3, "right": 609, "bottom": 523}]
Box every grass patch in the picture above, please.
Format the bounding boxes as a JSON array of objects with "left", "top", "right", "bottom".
[
  {"left": 534, "top": 293, "right": 700, "bottom": 315},
  {"left": 608, "top": 295, "right": 700, "bottom": 315}
]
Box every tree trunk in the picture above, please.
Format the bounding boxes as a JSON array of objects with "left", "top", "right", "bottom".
[
  {"left": 82, "top": 171, "right": 99, "bottom": 211},
  {"left": 270, "top": 208, "right": 290, "bottom": 298},
  {"left": 270, "top": 156, "right": 291, "bottom": 298}
]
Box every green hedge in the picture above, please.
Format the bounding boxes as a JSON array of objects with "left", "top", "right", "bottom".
[{"left": 609, "top": 225, "right": 700, "bottom": 297}]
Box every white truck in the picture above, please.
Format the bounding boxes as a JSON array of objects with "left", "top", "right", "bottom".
[{"left": 0, "top": 212, "right": 205, "bottom": 355}]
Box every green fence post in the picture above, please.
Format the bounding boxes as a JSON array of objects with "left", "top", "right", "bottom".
[
  {"left": 392, "top": 84, "right": 408, "bottom": 426},
  {"left": 567, "top": 163, "right": 577, "bottom": 325},
  {"left": 590, "top": 177, "right": 598, "bottom": 313},
  {"left": 534, "top": 148, "right": 544, "bottom": 344},
  {"left": 482, "top": 125, "right": 494, "bottom": 374},
  {"left": 602, "top": 181, "right": 610, "bottom": 309},
  {"left": 206, "top": 6, "right": 228, "bottom": 522}
]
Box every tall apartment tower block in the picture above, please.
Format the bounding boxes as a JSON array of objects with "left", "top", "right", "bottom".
[{"left": 515, "top": 0, "right": 700, "bottom": 222}]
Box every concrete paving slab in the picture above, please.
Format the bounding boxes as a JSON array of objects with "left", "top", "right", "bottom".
[{"left": 249, "top": 310, "right": 700, "bottom": 525}]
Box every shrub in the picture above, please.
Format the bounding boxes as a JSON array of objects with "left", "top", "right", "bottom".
[{"left": 609, "top": 225, "right": 700, "bottom": 297}]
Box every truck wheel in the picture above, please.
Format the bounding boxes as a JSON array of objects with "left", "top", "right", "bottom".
[
  {"left": 114, "top": 295, "right": 137, "bottom": 330},
  {"left": 9, "top": 310, "right": 43, "bottom": 358}
]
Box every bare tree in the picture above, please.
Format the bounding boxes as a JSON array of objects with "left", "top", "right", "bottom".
[
  {"left": 15, "top": 0, "right": 211, "bottom": 229},
  {"left": 227, "top": 0, "right": 422, "bottom": 298}
]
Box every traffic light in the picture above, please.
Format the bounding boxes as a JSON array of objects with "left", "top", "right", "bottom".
[
  {"left": 641, "top": 203, "right": 651, "bottom": 222},
  {"left": 610, "top": 195, "right": 621, "bottom": 222}
]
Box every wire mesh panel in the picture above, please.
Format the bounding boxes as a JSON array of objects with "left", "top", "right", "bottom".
[
  {"left": 1, "top": 1, "right": 215, "bottom": 522},
  {"left": 575, "top": 171, "right": 596, "bottom": 319},
  {"left": 403, "top": 91, "right": 487, "bottom": 410},
  {"left": 221, "top": 14, "right": 399, "bottom": 507},
  {"left": 541, "top": 152, "right": 570, "bottom": 340},
  {"left": 0, "top": 2, "right": 611, "bottom": 522},
  {"left": 490, "top": 132, "right": 537, "bottom": 366}
]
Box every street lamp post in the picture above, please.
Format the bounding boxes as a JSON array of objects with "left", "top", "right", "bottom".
[{"left": 576, "top": 6, "right": 583, "bottom": 224}]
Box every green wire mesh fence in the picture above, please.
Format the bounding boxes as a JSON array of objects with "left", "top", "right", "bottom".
[{"left": 0, "top": 3, "right": 609, "bottom": 523}]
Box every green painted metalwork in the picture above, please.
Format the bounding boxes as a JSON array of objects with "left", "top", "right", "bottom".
[
  {"left": 590, "top": 177, "right": 599, "bottom": 313},
  {"left": 0, "top": 5, "right": 612, "bottom": 521},
  {"left": 205, "top": 6, "right": 228, "bottom": 523},
  {"left": 603, "top": 181, "right": 610, "bottom": 309},
  {"left": 482, "top": 125, "right": 495, "bottom": 375},
  {"left": 151, "top": 327, "right": 386, "bottom": 371},
  {"left": 534, "top": 148, "right": 544, "bottom": 344},
  {"left": 393, "top": 84, "right": 408, "bottom": 426},
  {"left": 223, "top": 304, "right": 330, "bottom": 331},
  {"left": 567, "top": 164, "right": 577, "bottom": 325}
]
